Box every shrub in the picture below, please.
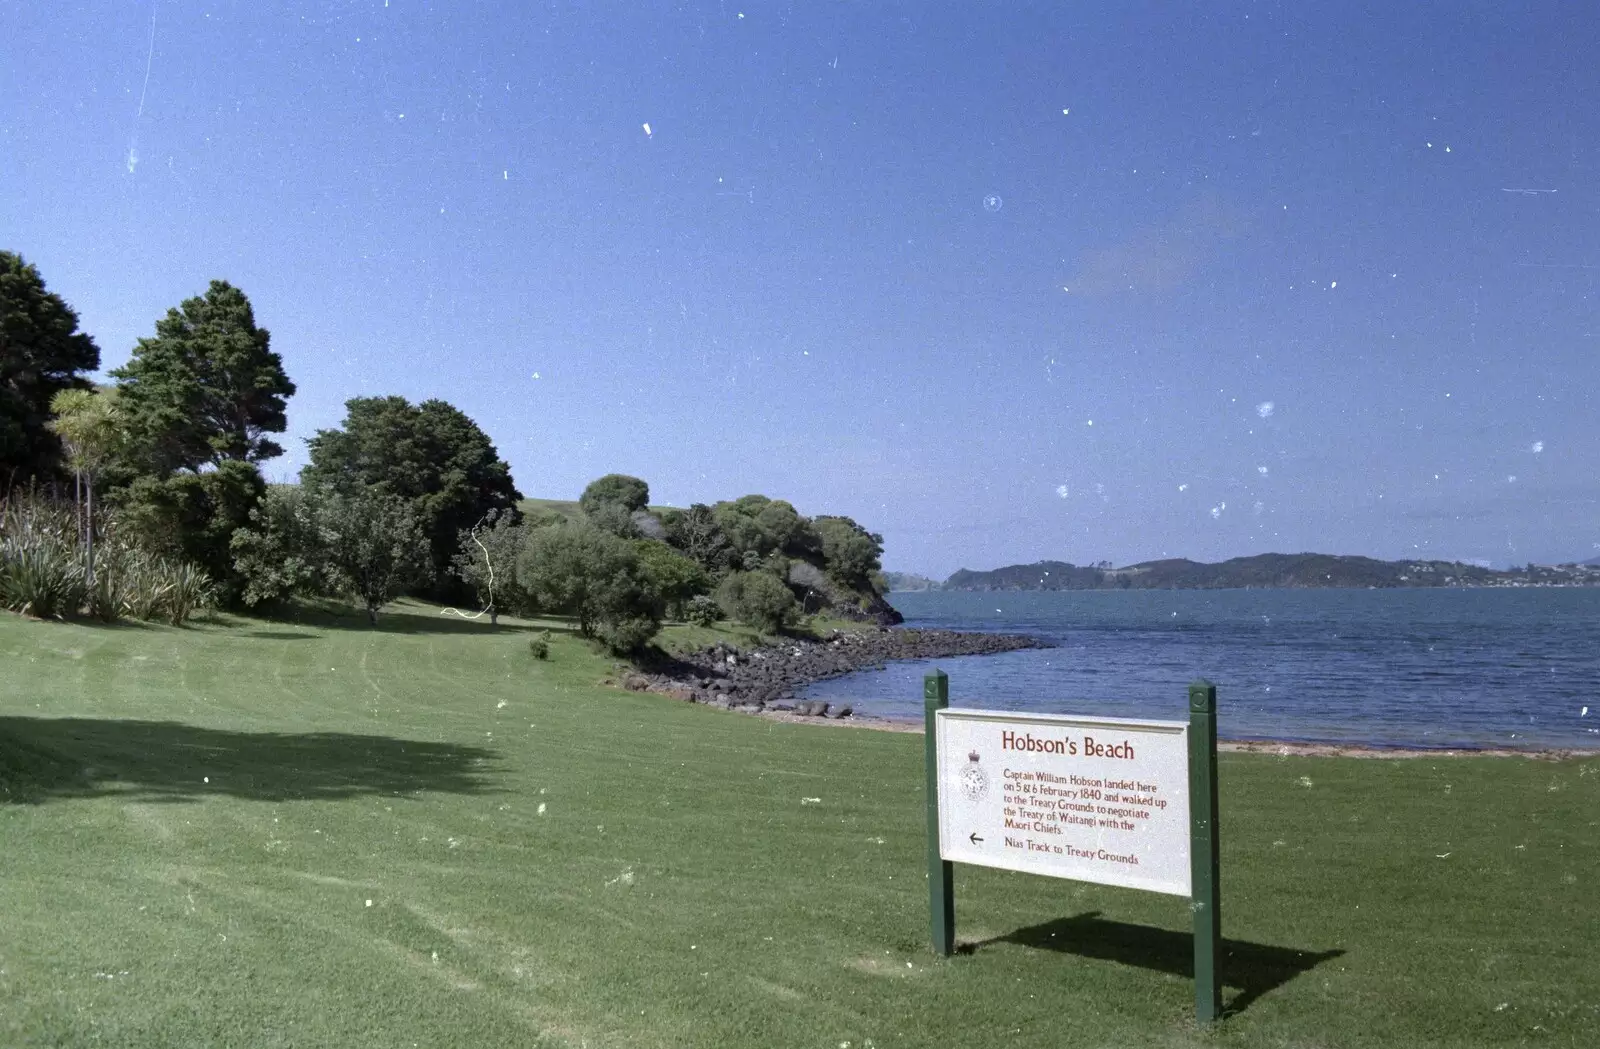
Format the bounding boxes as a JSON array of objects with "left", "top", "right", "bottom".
[
  {"left": 160, "top": 559, "right": 216, "bottom": 624},
  {"left": 0, "top": 492, "right": 213, "bottom": 624},
  {"left": 528, "top": 631, "right": 551, "bottom": 660},
  {"left": 591, "top": 614, "right": 659, "bottom": 656},
  {"left": 84, "top": 548, "right": 128, "bottom": 622},
  {"left": 716, "top": 570, "right": 798, "bottom": 633},
  {"left": 112, "top": 459, "right": 265, "bottom": 606},
  {"left": 685, "top": 594, "right": 720, "bottom": 627},
  {"left": 0, "top": 498, "right": 87, "bottom": 618}
]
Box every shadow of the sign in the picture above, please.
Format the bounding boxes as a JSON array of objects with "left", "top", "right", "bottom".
[{"left": 960, "top": 910, "right": 1343, "bottom": 1017}]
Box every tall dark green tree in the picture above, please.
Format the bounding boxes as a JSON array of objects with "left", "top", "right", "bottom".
[
  {"left": 111, "top": 280, "right": 294, "bottom": 475},
  {"left": 0, "top": 251, "right": 101, "bottom": 486},
  {"left": 302, "top": 396, "right": 522, "bottom": 588}
]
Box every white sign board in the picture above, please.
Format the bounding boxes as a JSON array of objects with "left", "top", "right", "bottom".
[{"left": 935, "top": 708, "right": 1191, "bottom": 897}]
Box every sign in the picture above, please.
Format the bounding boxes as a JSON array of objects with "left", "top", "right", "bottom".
[
  {"left": 935, "top": 709, "right": 1191, "bottom": 896},
  {"left": 923, "top": 674, "right": 1224, "bottom": 1024}
]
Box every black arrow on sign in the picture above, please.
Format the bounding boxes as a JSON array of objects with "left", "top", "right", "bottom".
[{"left": 969, "top": 833, "right": 984, "bottom": 845}]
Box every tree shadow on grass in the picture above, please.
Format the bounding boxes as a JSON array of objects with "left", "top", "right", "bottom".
[
  {"left": 634, "top": 645, "right": 721, "bottom": 681},
  {"left": 960, "top": 911, "right": 1343, "bottom": 1018},
  {"left": 0, "top": 716, "right": 502, "bottom": 805},
  {"left": 250, "top": 601, "right": 556, "bottom": 637}
]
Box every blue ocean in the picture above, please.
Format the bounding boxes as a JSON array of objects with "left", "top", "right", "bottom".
[{"left": 800, "top": 588, "right": 1600, "bottom": 750}]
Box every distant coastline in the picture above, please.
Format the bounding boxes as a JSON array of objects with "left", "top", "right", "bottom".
[{"left": 888, "top": 553, "right": 1600, "bottom": 593}]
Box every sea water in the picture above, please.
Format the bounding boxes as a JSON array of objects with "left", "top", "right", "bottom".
[{"left": 799, "top": 588, "right": 1600, "bottom": 750}]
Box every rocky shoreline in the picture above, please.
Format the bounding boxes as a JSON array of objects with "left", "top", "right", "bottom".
[{"left": 619, "top": 628, "right": 1048, "bottom": 719}]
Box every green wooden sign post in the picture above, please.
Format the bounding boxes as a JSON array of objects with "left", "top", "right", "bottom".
[
  {"left": 1188, "top": 679, "right": 1223, "bottom": 1022},
  {"left": 925, "top": 669, "right": 955, "bottom": 957},
  {"left": 924, "top": 671, "right": 1224, "bottom": 1024}
]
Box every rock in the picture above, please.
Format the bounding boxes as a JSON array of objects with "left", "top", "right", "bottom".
[{"left": 628, "top": 624, "right": 1044, "bottom": 723}]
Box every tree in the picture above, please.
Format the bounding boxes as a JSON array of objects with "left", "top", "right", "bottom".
[
  {"left": 712, "top": 495, "right": 809, "bottom": 562},
  {"left": 517, "top": 522, "right": 664, "bottom": 653},
  {"left": 716, "top": 570, "right": 798, "bottom": 633},
  {"left": 111, "top": 280, "right": 294, "bottom": 474},
  {"left": 229, "top": 484, "right": 335, "bottom": 609},
  {"left": 302, "top": 396, "right": 521, "bottom": 589},
  {"left": 1, "top": 252, "right": 101, "bottom": 485},
  {"left": 48, "top": 386, "right": 127, "bottom": 588},
  {"left": 632, "top": 539, "right": 710, "bottom": 619},
  {"left": 579, "top": 474, "right": 649, "bottom": 538},
  {"left": 579, "top": 474, "right": 649, "bottom": 515},
  {"left": 316, "top": 487, "right": 433, "bottom": 625},
  {"left": 661, "top": 503, "right": 734, "bottom": 576},
  {"left": 449, "top": 508, "right": 530, "bottom": 625},
  {"left": 811, "top": 515, "right": 885, "bottom": 586}
]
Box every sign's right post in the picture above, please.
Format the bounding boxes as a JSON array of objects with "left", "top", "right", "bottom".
[
  {"left": 1188, "top": 679, "right": 1222, "bottom": 1023},
  {"left": 925, "top": 669, "right": 955, "bottom": 957}
]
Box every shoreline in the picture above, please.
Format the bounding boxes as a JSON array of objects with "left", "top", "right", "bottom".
[
  {"left": 626, "top": 626, "right": 1046, "bottom": 716},
  {"left": 629, "top": 628, "right": 1599, "bottom": 760},
  {"left": 746, "top": 710, "right": 1599, "bottom": 759}
]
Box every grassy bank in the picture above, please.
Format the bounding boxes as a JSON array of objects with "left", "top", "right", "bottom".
[{"left": 1, "top": 601, "right": 1596, "bottom": 1047}]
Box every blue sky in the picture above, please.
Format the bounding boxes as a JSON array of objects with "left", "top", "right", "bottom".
[{"left": 4, "top": 1, "right": 1597, "bottom": 576}]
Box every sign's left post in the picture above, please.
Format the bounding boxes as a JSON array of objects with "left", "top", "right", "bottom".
[{"left": 925, "top": 670, "right": 955, "bottom": 956}]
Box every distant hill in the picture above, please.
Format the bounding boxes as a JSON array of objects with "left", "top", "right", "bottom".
[
  {"left": 881, "top": 571, "right": 941, "bottom": 592},
  {"left": 943, "top": 553, "right": 1519, "bottom": 591}
]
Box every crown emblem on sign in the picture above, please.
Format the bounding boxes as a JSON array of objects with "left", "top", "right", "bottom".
[{"left": 968, "top": 750, "right": 980, "bottom": 762}]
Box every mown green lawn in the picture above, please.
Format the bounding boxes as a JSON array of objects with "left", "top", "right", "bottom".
[{"left": 2, "top": 601, "right": 1596, "bottom": 1048}]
